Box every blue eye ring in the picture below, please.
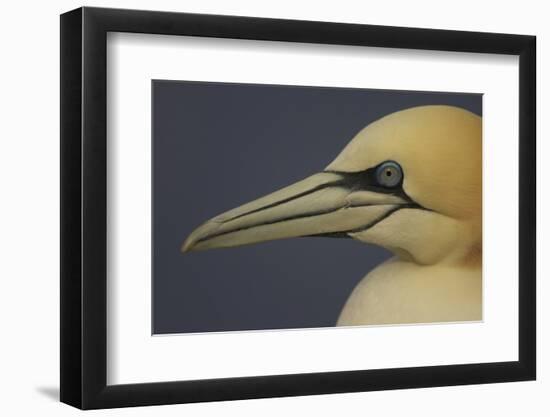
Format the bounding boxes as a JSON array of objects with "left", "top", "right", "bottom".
[{"left": 375, "top": 161, "right": 403, "bottom": 188}]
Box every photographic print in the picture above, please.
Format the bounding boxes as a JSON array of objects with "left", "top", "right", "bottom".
[{"left": 153, "top": 81, "right": 482, "bottom": 334}]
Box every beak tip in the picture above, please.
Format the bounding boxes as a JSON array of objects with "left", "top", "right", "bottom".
[{"left": 181, "top": 238, "right": 194, "bottom": 253}]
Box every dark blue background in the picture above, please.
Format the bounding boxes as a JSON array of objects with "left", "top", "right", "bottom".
[{"left": 152, "top": 81, "right": 481, "bottom": 334}]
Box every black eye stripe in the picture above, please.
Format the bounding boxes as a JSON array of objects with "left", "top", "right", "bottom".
[{"left": 324, "top": 160, "right": 411, "bottom": 201}]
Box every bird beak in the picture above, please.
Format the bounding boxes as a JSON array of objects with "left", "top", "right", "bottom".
[{"left": 182, "top": 171, "right": 409, "bottom": 252}]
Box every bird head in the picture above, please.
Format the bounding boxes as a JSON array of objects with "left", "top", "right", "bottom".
[{"left": 182, "top": 105, "right": 481, "bottom": 266}]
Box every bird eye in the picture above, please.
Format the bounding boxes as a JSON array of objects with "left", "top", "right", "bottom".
[{"left": 376, "top": 161, "right": 403, "bottom": 188}]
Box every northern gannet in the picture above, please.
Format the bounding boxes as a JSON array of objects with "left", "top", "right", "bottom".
[{"left": 182, "top": 105, "right": 482, "bottom": 326}]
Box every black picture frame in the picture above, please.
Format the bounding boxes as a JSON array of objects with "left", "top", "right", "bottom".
[{"left": 60, "top": 6, "right": 536, "bottom": 410}]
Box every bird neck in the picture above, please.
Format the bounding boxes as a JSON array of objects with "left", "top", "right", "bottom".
[
  {"left": 381, "top": 233, "right": 482, "bottom": 269},
  {"left": 337, "top": 257, "right": 482, "bottom": 326}
]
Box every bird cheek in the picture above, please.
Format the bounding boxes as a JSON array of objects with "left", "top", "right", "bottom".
[{"left": 351, "top": 210, "right": 462, "bottom": 266}]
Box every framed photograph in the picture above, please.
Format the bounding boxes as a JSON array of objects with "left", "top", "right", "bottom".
[{"left": 60, "top": 6, "right": 536, "bottom": 409}]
